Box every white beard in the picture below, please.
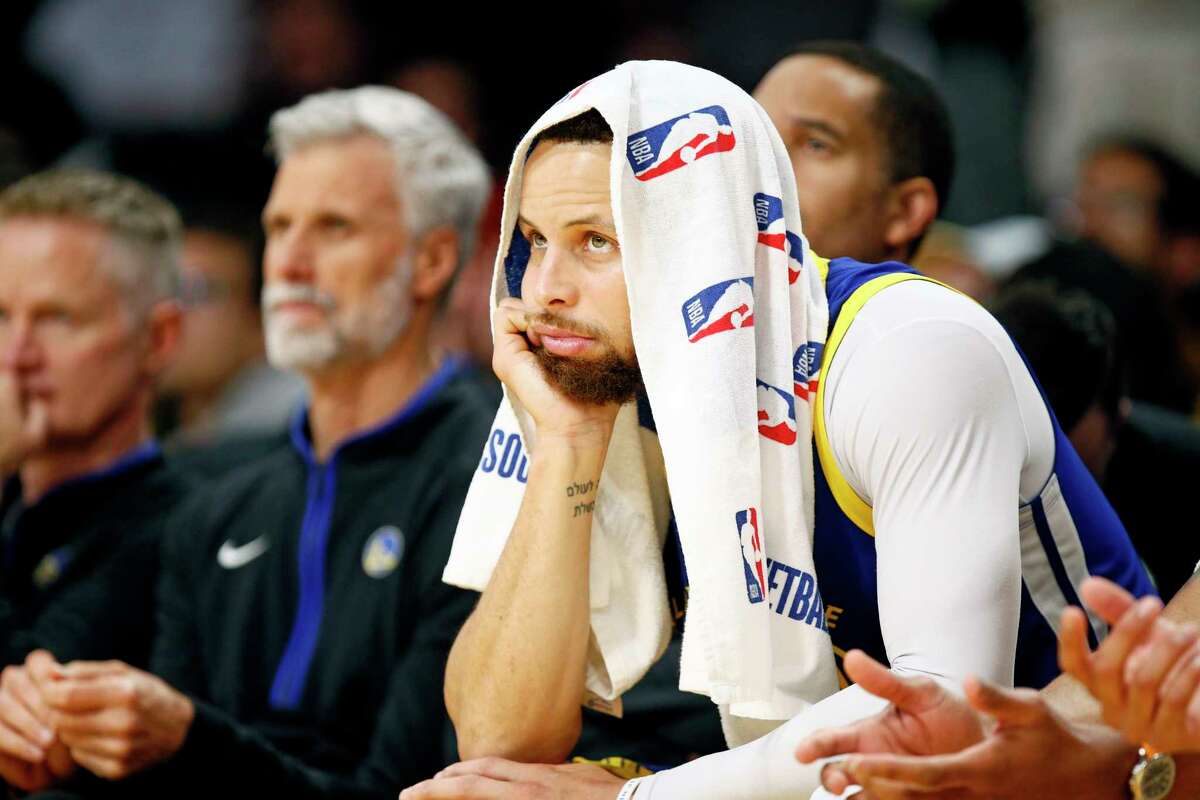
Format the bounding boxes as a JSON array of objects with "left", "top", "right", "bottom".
[{"left": 263, "top": 254, "right": 413, "bottom": 372}]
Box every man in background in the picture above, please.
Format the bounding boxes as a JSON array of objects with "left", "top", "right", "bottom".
[
  {"left": 0, "top": 169, "right": 189, "bottom": 788},
  {"left": 0, "top": 87, "right": 494, "bottom": 797}
]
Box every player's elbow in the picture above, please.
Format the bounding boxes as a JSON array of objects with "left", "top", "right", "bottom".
[{"left": 454, "top": 711, "right": 582, "bottom": 764}]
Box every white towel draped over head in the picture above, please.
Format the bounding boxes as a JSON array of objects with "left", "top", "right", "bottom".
[{"left": 443, "top": 60, "right": 838, "bottom": 746}]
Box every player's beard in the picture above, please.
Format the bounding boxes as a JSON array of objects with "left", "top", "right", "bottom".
[{"left": 528, "top": 312, "right": 643, "bottom": 406}]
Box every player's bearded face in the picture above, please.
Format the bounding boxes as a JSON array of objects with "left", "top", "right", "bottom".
[{"left": 528, "top": 311, "right": 643, "bottom": 406}]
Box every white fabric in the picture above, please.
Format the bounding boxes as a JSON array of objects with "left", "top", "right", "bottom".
[
  {"left": 633, "top": 280, "right": 1057, "bottom": 798},
  {"left": 443, "top": 60, "right": 838, "bottom": 736}
]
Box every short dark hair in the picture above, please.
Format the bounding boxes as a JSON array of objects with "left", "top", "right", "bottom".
[
  {"left": 532, "top": 109, "right": 613, "bottom": 148},
  {"left": 989, "top": 281, "right": 1123, "bottom": 432},
  {"left": 1084, "top": 134, "right": 1200, "bottom": 237},
  {"left": 788, "top": 41, "right": 956, "bottom": 214}
]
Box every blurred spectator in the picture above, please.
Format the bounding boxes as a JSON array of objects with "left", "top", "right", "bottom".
[
  {"left": 911, "top": 221, "right": 997, "bottom": 301},
  {"left": 158, "top": 210, "right": 304, "bottom": 445},
  {"left": 1178, "top": 283, "right": 1200, "bottom": 419},
  {"left": 0, "top": 169, "right": 188, "bottom": 673},
  {"left": 0, "top": 87, "right": 493, "bottom": 799},
  {"left": 24, "top": 0, "right": 254, "bottom": 134},
  {"left": 1007, "top": 239, "right": 1193, "bottom": 412},
  {"left": 754, "top": 40, "right": 954, "bottom": 263},
  {"left": 1073, "top": 134, "right": 1200, "bottom": 294},
  {"left": 390, "top": 59, "right": 481, "bottom": 144},
  {"left": 992, "top": 281, "right": 1200, "bottom": 602},
  {"left": 1026, "top": 0, "right": 1200, "bottom": 204}
]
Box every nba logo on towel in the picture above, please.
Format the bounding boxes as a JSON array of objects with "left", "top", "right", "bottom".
[
  {"left": 753, "top": 193, "right": 804, "bottom": 284},
  {"left": 736, "top": 508, "right": 767, "bottom": 604},
  {"left": 756, "top": 380, "right": 797, "bottom": 445},
  {"left": 793, "top": 342, "right": 824, "bottom": 400},
  {"left": 681, "top": 277, "right": 754, "bottom": 343},
  {"left": 627, "top": 105, "right": 736, "bottom": 181}
]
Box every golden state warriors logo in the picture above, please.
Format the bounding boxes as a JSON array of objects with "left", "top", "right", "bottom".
[{"left": 362, "top": 526, "right": 404, "bottom": 579}]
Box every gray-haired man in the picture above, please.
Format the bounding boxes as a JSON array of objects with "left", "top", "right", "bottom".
[{"left": 0, "top": 87, "right": 494, "bottom": 798}]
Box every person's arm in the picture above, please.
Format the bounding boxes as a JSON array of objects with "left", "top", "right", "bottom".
[
  {"left": 444, "top": 299, "right": 620, "bottom": 763},
  {"left": 630, "top": 305, "right": 1040, "bottom": 798}
]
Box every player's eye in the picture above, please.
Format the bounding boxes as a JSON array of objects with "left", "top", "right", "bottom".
[
  {"left": 802, "top": 137, "right": 832, "bottom": 155},
  {"left": 528, "top": 231, "right": 548, "bottom": 249},
  {"left": 585, "top": 234, "right": 614, "bottom": 253}
]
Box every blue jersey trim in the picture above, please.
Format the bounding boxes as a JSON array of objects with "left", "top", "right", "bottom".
[
  {"left": 1029, "top": 496, "right": 1098, "bottom": 650},
  {"left": 269, "top": 357, "right": 466, "bottom": 710}
]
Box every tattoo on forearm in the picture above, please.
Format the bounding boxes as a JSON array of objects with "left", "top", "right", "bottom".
[{"left": 566, "top": 480, "right": 596, "bottom": 518}]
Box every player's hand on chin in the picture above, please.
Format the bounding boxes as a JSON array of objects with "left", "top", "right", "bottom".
[
  {"left": 400, "top": 758, "right": 625, "bottom": 800},
  {"left": 491, "top": 298, "right": 619, "bottom": 445}
]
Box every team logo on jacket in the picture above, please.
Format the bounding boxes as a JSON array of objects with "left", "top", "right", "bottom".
[
  {"left": 362, "top": 526, "right": 405, "bottom": 579},
  {"left": 681, "top": 277, "right": 754, "bottom": 343},
  {"left": 627, "top": 105, "right": 736, "bottom": 181},
  {"left": 753, "top": 192, "right": 804, "bottom": 284},
  {"left": 736, "top": 508, "right": 767, "bottom": 604},
  {"left": 792, "top": 342, "right": 824, "bottom": 400},
  {"left": 755, "top": 380, "right": 797, "bottom": 445}
]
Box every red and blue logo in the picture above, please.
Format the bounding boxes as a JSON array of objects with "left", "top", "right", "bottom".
[
  {"left": 681, "top": 277, "right": 754, "bottom": 343},
  {"left": 756, "top": 379, "right": 797, "bottom": 445},
  {"left": 627, "top": 105, "right": 736, "bottom": 182},
  {"left": 753, "top": 193, "right": 805, "bottom": 284},
  {"left": 792, "top": 342, "right": 824, "bottom": 401},
  {"left": 736, "top": 507, "right": 767, "bottom": 604}
]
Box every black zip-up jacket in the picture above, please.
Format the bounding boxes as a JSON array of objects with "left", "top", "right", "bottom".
[
  {"left": 127, "top": 362, "right": 492, "bottom": 798},
  {"left": 0, "top": 444, "right": 188, "bottom": 668}
]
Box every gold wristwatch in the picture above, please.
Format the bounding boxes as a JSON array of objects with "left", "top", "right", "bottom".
[{"left": 1130, "top": 744, "right": 1176, "bottom": 800}]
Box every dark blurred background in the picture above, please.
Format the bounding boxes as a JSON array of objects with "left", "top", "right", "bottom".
[{"left": 3, "top": 0, "right": 1199, "bottom": 419}]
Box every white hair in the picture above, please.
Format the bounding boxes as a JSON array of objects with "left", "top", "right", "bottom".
[
  {"left": 268, "top": 86, "right": 491, "bottom": 274},
  {"left": 0, "top": 169, "right": 181, "bottom": 320}
]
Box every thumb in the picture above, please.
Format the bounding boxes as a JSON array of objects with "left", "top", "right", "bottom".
[
  {"left": 796, "top": 726, "right": 864, "bottom": 763},
  {"left": 22, "top": 399, "right": 48, "bottom": 450},
  {"left": 844, "top": 649, "right": 940, "bottom": 712},
  {"left": 963, "top": 677, "right": 1046, "bottom": 726}
]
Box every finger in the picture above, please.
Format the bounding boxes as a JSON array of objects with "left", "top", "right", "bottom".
[
  {"left": 433, "top": 757, "right": 531, "bottom": 781},
  {"left": 24, "top": 651, "right": 65, "bottom": 689},
  {"left": 0, "top": 719, "right": 44, "bottom": 763},
  {"left": 821, "top": 763, "right": 855, "bottom": 794},
  {"left": 843, "top": 650, "right": 938, "bottom": 713},
  {"left": 1122, "top": 623, "right": 1200, "bottom": 743},
  {"left": 1080, "top": 577, "right": 1138, "bottom": 626},
  {"left": 0, "top": 750, "right": 48, "bottom": 793},
  {"left": 400, "top": 774, "right": 518, "bottom": 799},
  {"left": 1151, "top": 644, "right": 1200, "bottom": 752},
  {"left": 42, "top": 675, "right": 131, "bottom": 713},
  {"left": 1185, "top": 682, "right": 1200, "bottom": 740},
  {"left": 796, "top": 726, "right": 865, "bottom": 763},
  {"left": 1057, "top": 606, "right": 1095, "bottom": 690},
  {"left": 54, "top": 707, "right": 135, "bottom": 741},
  {"left": 853, "top": 773, "right": 962, "bottom": 800},
  {"left": 963, "top": 677, "right": 1045, "bottom": 726},
  {"left": 1090, "top": 596, "right": 1163, "bottom": 721},
  {"left": 0, "top": 679, "right": 54, "bottom": 749},
  {"left": 847, "top": 752, "right": 979, "bottom": 791},
  {"left": 57, "top": 661, "right": 129, "bottom": 680},
  {"left": 65, "top": 747, "right": 131, "bottom": 782},
  {"left": 21, "top": 398, "right": 48, "bottom": 451}
]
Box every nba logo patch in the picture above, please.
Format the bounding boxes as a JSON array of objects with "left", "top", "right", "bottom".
[
  {"left": 736, "top": 508, "right": 767, "bottom": 604},
  {"left": 627, "top": 105, "right": 736, "bottom": 181},
  {"left": 681, "top": 277, "right": 754, "bottom": 343},
  {"left": 753, "top": 193, "right": 804, "bottom": 284},
  {"left": 756, "top": 380, "right": 797, "bottom": 445},
  {"left": 362, "top": 526, "right": 405, "bottom": 579},
  {"left": 792, "top": 342, "right": 824, "bottom": 400}
]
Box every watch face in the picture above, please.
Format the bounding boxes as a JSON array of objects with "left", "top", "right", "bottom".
[{"left": 1136, "top": 754, "right": 1177, "bottom": 800}]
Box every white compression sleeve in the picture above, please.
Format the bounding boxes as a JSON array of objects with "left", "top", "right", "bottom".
[{"left": 638, "top": 282, "right": 1051, "bottom": 799}]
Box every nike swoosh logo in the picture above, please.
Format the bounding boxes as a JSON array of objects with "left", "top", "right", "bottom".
[{"left": 217, "top": 537, "right": 270, "bottom": 569}]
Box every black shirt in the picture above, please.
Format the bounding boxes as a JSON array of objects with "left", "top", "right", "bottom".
[
  {"left": 0, "top": 444, "right": 189, "bottom": 669},
  {"left": 132, "top": 361, "right": 493, "bottom": 799}
]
